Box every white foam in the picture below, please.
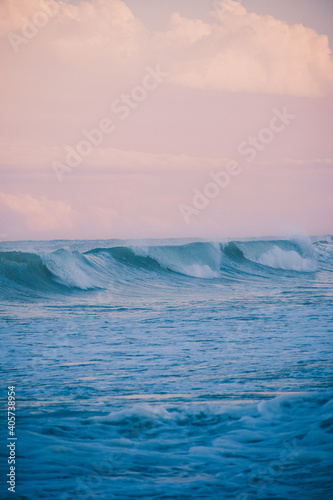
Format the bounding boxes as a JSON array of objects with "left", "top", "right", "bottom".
[
  {"left": 102, "top": 404, "right": 174, "bottom": 423},
  {"left": 132, "top": 243, "right": 221, "bottom": 279},
  {"left": 43, "top": 250, "right": 101, "bottom": 289},
  {"left": 171, "top": 263, "right": 220, "bottom": 278},
  {"left": 256, "top": 246, "right": 317, "bottom": 272}
]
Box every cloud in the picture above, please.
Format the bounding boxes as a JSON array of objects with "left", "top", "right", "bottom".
[
  {"left": 160, "top": 1, "right": 333, "bottom": 97},
  {"left": 160, "top": 12, "right": 212, "bottom": 45},
  {"left": 0, "top": 0, "right": 332, "bottom": 239},
  {"left": 0, "top": 137, "right": 229, "bottom": 174},
  {"left": 0, "top": 191, "right": 74, "bottom": 231},
  {"left": 0, "top": 154, "right": 332, "bottom": 239},
  {"left": 0, "top": 0, "right": 332, "bottom": 100},
  {"left": 49, "top": 0, "right": 146, "bottom": 63},
  {"left": 1, "top": 0, "right": 146, "bottom": 63}
]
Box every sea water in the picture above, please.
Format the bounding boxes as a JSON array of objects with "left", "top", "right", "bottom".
[{"left": 0, "top": 236, "right": 332, "bottom": 499}]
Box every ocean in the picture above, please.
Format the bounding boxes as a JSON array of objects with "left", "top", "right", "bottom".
[{"left": 1, "top": 236, "right": 333, "bottom": 499}]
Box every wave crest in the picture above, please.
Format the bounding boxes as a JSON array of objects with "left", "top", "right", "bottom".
[
  {"left": 131, "top": 243, "right": 221, "bottom": 278},
  {"left": 0, "top": 237, "right": 331, "bottom": 298},
  {"left": 255, "top": 247, "right": 317, "bottom": 271}
]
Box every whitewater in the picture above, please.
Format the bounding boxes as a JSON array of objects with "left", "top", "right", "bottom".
[{"left": 0, "top": 236, "right": 332, "bottom": 499}]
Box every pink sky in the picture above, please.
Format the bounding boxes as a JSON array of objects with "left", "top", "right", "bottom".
[{"left": 0, "top": 0, "right": 333, "bottom": 240}]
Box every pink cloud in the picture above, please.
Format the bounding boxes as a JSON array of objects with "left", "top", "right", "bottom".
[
  {"left": 0, "top": 0, "right": 332, "bottom": 240},
  {"left": 1, "top": 0, "right": 332, "bottom": 99},
  {"left": 160, "top": 3, "right": 333, "bottom": 97},
  {"left": 0, "top": 191, "right": 74, "bottom": 231}
]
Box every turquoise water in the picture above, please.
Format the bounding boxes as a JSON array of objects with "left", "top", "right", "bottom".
[{"left": 1, "top": 237, "right": 333, "bottom": 499}]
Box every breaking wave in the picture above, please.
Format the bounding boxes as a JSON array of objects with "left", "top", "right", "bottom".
[{"left": 0, "top": 238, "right": 331, "bottom": 298}]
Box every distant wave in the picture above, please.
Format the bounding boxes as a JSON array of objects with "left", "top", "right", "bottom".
[{"left": 0, "top": 238, "right": 331, "bottom": 298}]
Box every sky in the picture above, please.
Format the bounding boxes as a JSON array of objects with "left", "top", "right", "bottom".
[{"left": 0, "top": 0, "right": 332, "bottom": 241}]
